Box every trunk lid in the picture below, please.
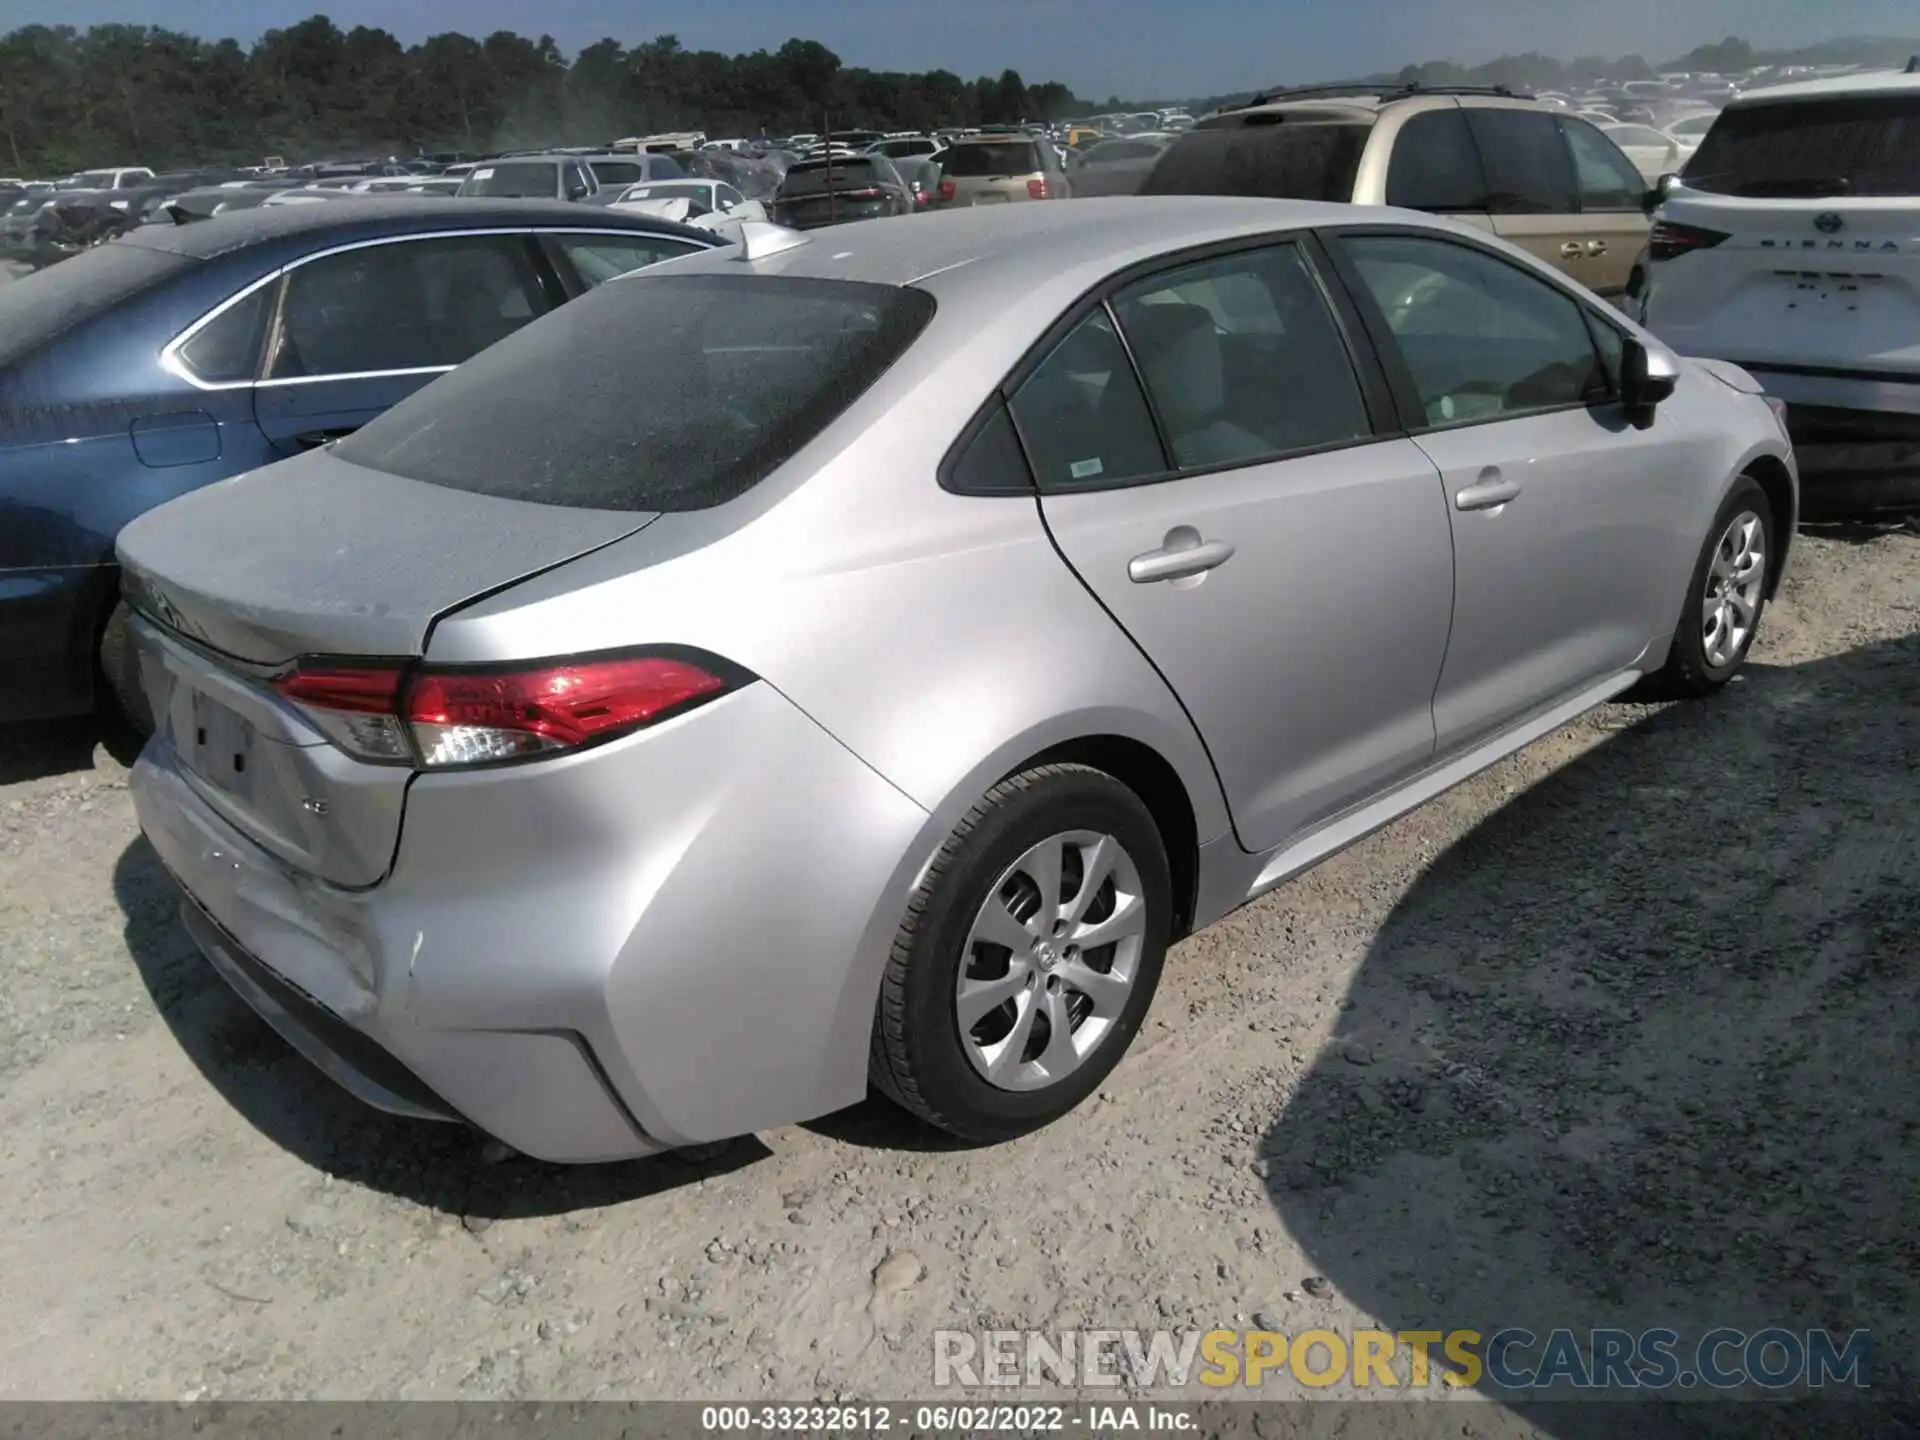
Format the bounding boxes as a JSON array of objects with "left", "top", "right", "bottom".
[
  {"left": 1647, "top": 188, "right": 1920, "bottom": 374},
  {"left": 118, "top": 447, "right": 656, "bottom": 887}
]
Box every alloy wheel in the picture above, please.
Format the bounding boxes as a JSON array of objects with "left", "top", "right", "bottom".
[
  {"left": 955, "top": 830, "right": 1147, "bottom": 1092},
  {"left": 1701, "top": 510, "right": 1767, "bottom": 669}
]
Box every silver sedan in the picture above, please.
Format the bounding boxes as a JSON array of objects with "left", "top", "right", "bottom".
[{"left": 117, "top": 197, "right": 1797, "bottom": 1160}]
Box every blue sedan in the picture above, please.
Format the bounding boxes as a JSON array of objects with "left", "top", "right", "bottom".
[{"left": 0, "top": 197, "right": 719, "bottom": 725}]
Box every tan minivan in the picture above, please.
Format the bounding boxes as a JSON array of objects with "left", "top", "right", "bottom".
[
  {"left": 935, "top": 133, "right": 1071, "bottom": 207},
  {"left": 1139, "top": 86, "right": 1655, "bottom": 301}
]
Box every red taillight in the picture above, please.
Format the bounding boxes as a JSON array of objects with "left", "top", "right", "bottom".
[
  {"left": 271, "top": 651, "right": 745, "bottom": 768},
  {"left": 273, "top": 663, "right": 403, "bottom": 714},
  {"left": 1027, "top": 178, "right": 1050, "bottom": 200},
  {"left": 938, "top": 179, "right": 956, "bottom": 201},
  {"left": 1648, "top": 220, "right": 1729, "bottom": 262}
]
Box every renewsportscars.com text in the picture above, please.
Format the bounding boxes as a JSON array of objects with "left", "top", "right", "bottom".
[{"left": 933, "top": 1326, "right": 1873, "bottom": 1391}]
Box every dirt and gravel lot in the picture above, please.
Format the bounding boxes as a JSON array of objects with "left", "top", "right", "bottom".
[{"left": 1, "top": 523, "right": 1915, "bottom": 1431}]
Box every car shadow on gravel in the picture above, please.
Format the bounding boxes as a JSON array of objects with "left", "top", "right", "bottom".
[
  {"left": 1259, "top": 632, "right": 1919, "bottom": 1435},
  {"left": 112, "top": 838, "right": 770, "bottom": 1219},
  {"left": 0, "top": 714, "right": 141, "bottom": 784}
]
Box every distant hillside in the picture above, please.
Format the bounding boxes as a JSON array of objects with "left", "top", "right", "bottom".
[{"left": 1154, "top": 34, "right": 1920, "bottom": 118}]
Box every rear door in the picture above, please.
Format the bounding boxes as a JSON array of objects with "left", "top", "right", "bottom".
[
  {"left": 252, "top": 231, "right": 561, "bottom": 455},
  {"left": 1022, "top": 237, "right": 1455, "bottom": 853},
  {"left": 1557, "top": 117, "right": 1657, "bottom": 300},
  {"left": 1466, "top": 106, "right": 1593, "bottom": 284},
  {"left": 1380, "top": 106, "right": 1496, "bottom": 236}
]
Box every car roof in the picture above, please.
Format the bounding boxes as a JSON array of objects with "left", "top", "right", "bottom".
[
  {"left": 666, "top": 195, "right": 1410, "bottom": 292},
  {"left": 1730, "top": 68, "right": 1920, "bottom": 104},
  {"left": 115, "top": 196, "right": 710, "bottom": 259}
]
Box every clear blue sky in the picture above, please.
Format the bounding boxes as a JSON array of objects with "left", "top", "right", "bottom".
[{"left": 0, "top": 0, "right": 1913, "bottom": 99}]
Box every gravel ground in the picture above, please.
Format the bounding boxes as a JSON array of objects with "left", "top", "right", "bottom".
[{"left": 1, "top": 523, "right": 1914, "bottom": 1431}]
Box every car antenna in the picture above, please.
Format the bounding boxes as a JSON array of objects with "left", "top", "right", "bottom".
[
  {"left": 1907, "top": 54, "right": 1920, "bottom": 72},
  {"left": 732, "top": 220, "right": 810, "bottom": 261}
]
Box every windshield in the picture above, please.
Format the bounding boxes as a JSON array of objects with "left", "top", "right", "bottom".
[
  {"left": 1684, "top": 95, "right": 1920, "bottom": 197},
  {"left": 1140, "top": 120, "right": 1370, "bottom": 201},
  {"left": 458, "top": 161, "right": 560, "bottom": 197},
  {"left": 943, "top": 142, "right": 1041, "bottom": 176},
  {"left": 336, "top": 275, "right": 935, "bottom": 513}
]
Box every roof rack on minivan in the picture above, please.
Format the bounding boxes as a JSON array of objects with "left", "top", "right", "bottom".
[{"left": 1230, "top": 81, "right": 1530, "bottom": 110}]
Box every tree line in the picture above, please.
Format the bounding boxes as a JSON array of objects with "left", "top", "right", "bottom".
[{"left": 1, "top": 19, "right": 1913, "bottom": 177}]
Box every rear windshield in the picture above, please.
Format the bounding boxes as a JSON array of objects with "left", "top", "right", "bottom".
[
  {"left": 781, "top": 159, "right": 885, "bottom": 194},
  {"left": 0, "top": 242, "right": 189, "bottom": 373},
  {"left": 589, "top": 160, "right": 644, "bottom": 186},
  {"left": 1140, "top": 119, "right": 1371, "bottom": 201},
  {"left": 334, "top": 274, "right": 936, "bottom": 512},
  {"left": 943, "top": 142, "right": 1041, "bottom": 176},
  {"left": 1684, "top": 95, "right": 1920, "bottom": 197},
  {"left": 459, "top": 162, "right": 559, "bottom": 197}
]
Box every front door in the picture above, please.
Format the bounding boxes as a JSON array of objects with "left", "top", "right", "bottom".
[
  {"left": 1334, "top": 229, "right": 1695, "bottom": 754},
  {"left": 252, "top": 231, "right": 557, "bottom": 456},
  {"left": 1018, "top": 239, "right": 1455, "bottom": 854}
]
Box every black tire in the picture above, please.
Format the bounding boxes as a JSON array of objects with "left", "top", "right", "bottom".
[
  {"left": 97, "top": 599, "right": 154, "bottom": 736},
  {"left": 1639, "top": 475, "right": 1775, "bottom": 701},
  {"left": 869, "top": 763, "right": 1172, "bottom": 1142}
]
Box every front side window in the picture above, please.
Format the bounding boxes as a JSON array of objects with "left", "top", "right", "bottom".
[
  {"left": 590, "top": 161, "right": 644, "bottom": 186},
  {"left": 334, "top": 274, "right": 934, "bottom": 512},
  {"left": 1008, "top": 309, "right": 1164, "bottom": 491},
  {"left": 1466, "top": 109, "right": 1579, "bottom": 214},
  {"left": 1560, "top": 118, "right": 1650, "bottom": 210},
  {"left": 269, "top": 235, "right": 550, "bottom": 380},
  {"left": 551, "top": 232, "right": 700, "bottom": 288},
  {"left": 1110, "top": 244, "right": 1370, "bottom": 466},
  {"left": 1385, "top": 110, "right": 1490, "bottom": 212},
  {"left": 176, "top": 283, "right": 273, "bottom": 383},
  {"left": 1340, "top": 234, "right": 1604, "bottom": 426}
]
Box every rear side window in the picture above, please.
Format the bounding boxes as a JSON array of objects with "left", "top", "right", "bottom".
[
  {"left": 334, "top": 275, "right": 935, "bottom": 512},
  {"left": 1385, "top": 110, "right": 1490, "bottom": 211},
  {"left": 1684, "top": 96, "right": 1920, "bottom": 197},
  {"left": 1008, "top": 308, "right": 1165, "bottom": 491},
  {"left": 460, "top": 162, "right": 559, "bottom": 198},
  {"left": 1140, "top": 120, "right": 1370, "bottom": 201},
  {"left": 1111, "top": 244, "right": 1371, "bottom": 466},
  {"left": 176, "top": 283, "right": 272, "bottom": 383},
  {"left": 944, "top": 143, "right": 1042, "bottom": 177},
  {"left": 270, "top": 235, "right": 550, "bottom": 379},
  {"left": 1559, "top": 118, "right": 1649, "bottom": 211},
  {"left": 1465, "top": 110, "right": 1579, "bottom": 213}
]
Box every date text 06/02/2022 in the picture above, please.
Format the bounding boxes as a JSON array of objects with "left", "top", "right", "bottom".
[{"left": 699, "top": 1404, "right": 1192, "bottom": 1432}]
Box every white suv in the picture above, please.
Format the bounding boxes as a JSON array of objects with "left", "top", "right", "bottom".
[{"left": 1638, "top": 63, "right": 1920, "bottom": 511}]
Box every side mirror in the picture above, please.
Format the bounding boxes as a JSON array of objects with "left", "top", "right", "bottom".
[
  {"left": 566, "top": 183, "right": 589, "bottom": 201},
  {"left": 1621, "top": 338, "right": 1679, "bottom": 427}
]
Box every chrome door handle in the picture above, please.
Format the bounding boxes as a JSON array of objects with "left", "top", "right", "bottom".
[
  {"left": 1560, "top": 241, "right": 1583, "bottom": 258},
  {"left": 1128, "top": 536, "right": 1236, "bottom": 583},
  {"left": 1455, "top": 477, "right": 1523, "bottom": 512},
  {"left": 1586, "top": 239, "right": 1609, "bottom": 255}
]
